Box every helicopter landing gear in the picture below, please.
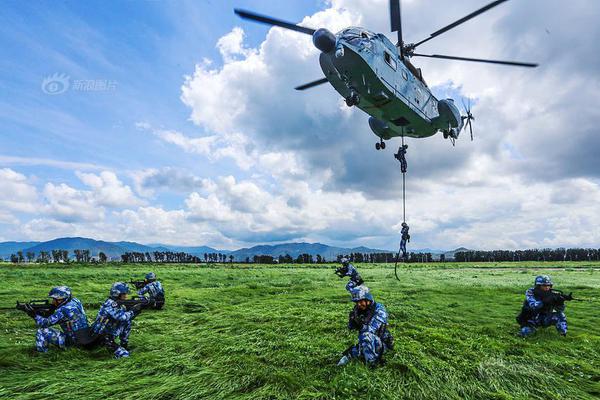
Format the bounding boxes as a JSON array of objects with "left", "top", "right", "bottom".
[
  {"left": 345, "top": 89, "right": 360, "bottom": 107},
  {"left": 375, "top": 139, "right": 386, "bottom": 150}
]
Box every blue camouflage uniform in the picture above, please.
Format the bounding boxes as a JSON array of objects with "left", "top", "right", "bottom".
[
  {"left": 346, "top": 296, "right": 392, "bottom": 365},
  {"left": 338, "top": 266, "right": 393, "bottom": 367},
  {"left": 138, "top": 281, "right": 164, "bottom": 304},
  {"left": 92, "top": 298, "right": 135, "bottom": 358},
  {"left": 399, "top": 224, "right": 410, "bottom": 259},
  {"left": 35, "top": 297, "right": 89, "bottom": 352},
  {"left": 519, "top": 287, "right": 568, "bottom": 337},
  {"left": 342, "top": 263, "right": 363, "bottom": 292}
]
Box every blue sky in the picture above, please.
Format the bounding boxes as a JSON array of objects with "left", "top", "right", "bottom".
[{"left": 1, "top": 0, "right": 599, "bottom": 250}]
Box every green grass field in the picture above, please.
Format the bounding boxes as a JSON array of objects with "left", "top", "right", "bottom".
[{"left": 1, "top": 262, "right": 599, "bottom": 400}]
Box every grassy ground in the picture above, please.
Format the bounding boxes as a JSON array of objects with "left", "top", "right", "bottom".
[{"left": 0, "top": 262, "right": 599, "bottom": 400}]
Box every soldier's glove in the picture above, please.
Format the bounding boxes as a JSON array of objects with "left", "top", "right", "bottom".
[
  {"left": 334, "top": 267, "right": 347, "bottom": 278},
  {"left": 23, "top": 304, "right": 37, "bottom": 319},
  {"left": 130, "top": 303, "right": 143, "bottom": 317},
  {"left": 562, "top": 292, "right": 574, "bottom": 301}
]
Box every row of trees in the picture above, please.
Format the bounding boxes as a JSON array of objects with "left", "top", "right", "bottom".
[
  {"left": 6, "top": 247, "right": 600, "bottom": 264},
  {"left": 454, "top": 248, "right": 600, "bottom": 262},
  {"left": 121, "top": 251, "right": 202, "bottom": 263}
]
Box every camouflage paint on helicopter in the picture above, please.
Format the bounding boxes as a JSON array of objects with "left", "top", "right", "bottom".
[{"left": 235, "top": 0, "right": 536, "bottom": 150}]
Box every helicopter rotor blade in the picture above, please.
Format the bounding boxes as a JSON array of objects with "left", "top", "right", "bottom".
[
  {"left": 389, "top": 0, "right": 403, "bottom": 54},
  {"left": 410, "top": 0, "right": 509, "bottom": 50},
  {"left": 411, "top": 53, "right": 538, "bottom": 67},
  {"left": 295, "top": 78, "right": 329, "bottom": 91},
  {"left": 234, "top": 9, "right": 316, "bottom": 35}
]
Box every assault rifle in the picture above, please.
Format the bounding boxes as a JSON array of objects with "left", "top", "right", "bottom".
[
  {"left": 129, "top": 280, "right": 146, "bottom": 290},
  {"left": 0, "top": 299, "right": 56, "bottom": 317},
  {"left": 116, "top": 296, "right": 154, "bottom": 312}
]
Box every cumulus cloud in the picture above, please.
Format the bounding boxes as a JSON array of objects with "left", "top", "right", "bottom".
[
  {"left": 0, "top": 168, "right": 38, "bottom": 214},
  {"left": 76, "top": 171, "right": 143, "bottom": 208},
  {"left": 43, "top": 182, "right": 101, "bottom": 223}
]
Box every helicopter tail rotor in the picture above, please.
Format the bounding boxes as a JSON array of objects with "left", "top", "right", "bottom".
[{"left": 461, "top": 98, "right": 475, "bottom": 141}]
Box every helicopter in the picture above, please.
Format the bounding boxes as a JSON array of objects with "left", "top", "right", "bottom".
[{"left": 234, "top": 0, "right": 537, "bottom": 150}]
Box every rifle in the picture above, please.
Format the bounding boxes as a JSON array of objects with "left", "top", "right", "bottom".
[
  {"left": 129, "top": 280, "right": 146, "bottom": 290},
  {"left": 116, "top": 296, "right": 154, "bottom": 312},
  {"left": 0, "top": 299, "right": 56, "bottom": 317}
]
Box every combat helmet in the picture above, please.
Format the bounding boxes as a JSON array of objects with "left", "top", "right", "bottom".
[
  {"left": 535, "top": 275, "right": 553, "bottom": 286},
  {"left": 110, "top": 282, "right": 130, "bottom": 299},
  {"left": 350, "top": 284, "right": 374, "bottom": 302},
  {"left": 48, "top": 286, "right": 72, "bottom": 300}
]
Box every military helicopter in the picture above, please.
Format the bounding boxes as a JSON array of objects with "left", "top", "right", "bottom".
[{"left": 235, "top": 0, "right": 537, "bottom": 150}]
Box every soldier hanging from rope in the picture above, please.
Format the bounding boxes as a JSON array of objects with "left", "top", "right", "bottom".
[
  {"left": 394, "top": 144, "right": 408, "bottom": 173},
  {"left": 399, "top": 222, "right": 410, "bottom": 260}
]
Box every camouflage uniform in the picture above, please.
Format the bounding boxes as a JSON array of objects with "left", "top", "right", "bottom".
[
  {"left": 92, "top": 282, "right": 138, "bottom": 358},
  {"left": 35, "top": 297, "right": 89, "bottom": 352},
  {"left": 399, "top": 223, "right": 410, "bottom": 259},
  {"left": 138, "top": 281, "right": 165, "bottom": 309},
  {"left": 336, "top": 258, "right": 364, "bottom": 291},
  {"left": 338, "top": 268, "right": 393, "bottom": 367},
  {"left": 518, "top": 275, "right": 568, "bottom": 337}
]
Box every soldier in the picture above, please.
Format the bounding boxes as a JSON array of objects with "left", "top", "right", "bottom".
[
  {"left": 517, "top": 275, "right": 569, "bottom": 337},
  {"left": 91, "top": 282, "right": 142, "bottom": 358},
  {"left": 137, "top": 272, "right": 165, "bottom": 309},
  {"left": 25, "top": 286, "right": 90, "bottom": 353},
  {"left": 337, "top": 284, "right": 394, "bottom": 367},
  {"left": 394, "top": 144, "right": 408, "bottom": 173},
  {"left": 399, "top": 222, "right": 410, "bottom": 259},
  {"left": 335, "top": 257, "right": 364, "bottom": 290}
]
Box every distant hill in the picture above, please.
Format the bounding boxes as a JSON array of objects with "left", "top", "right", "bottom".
[
  {"left": 23, "top": 238, "right": 136, "bottom": 258},
  {"left": 0, "top": 237, "right": 459, "bottom": 261},
  {"left": 230, "top": 242, "right": 392, "bottom": 261},
  {"left": 0, "top": 241, "right": 40, "bottom": 258}
]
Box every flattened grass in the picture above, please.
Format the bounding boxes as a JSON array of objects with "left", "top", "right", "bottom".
[{"left": 0, "top": 262, "right": 599, "bottom": 399}]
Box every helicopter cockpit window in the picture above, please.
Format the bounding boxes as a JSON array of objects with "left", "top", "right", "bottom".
[
  {"left": 384, "top": 51, "right": 397, "bottom": 70},
  {"left": 340, "top": 28, "right": 375, "bottom": 47}
]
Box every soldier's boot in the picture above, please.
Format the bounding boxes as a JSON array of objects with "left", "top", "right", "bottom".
[
  {"left": 383, "top": 332, "right": 394, "bottom": 351},
  {"left": 337, "top": 355, "right": 351, "bottom": 366}
]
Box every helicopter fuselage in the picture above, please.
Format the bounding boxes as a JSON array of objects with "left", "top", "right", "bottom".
[{"left": 318, "top": 27, "right": 463, "bottom": 140}]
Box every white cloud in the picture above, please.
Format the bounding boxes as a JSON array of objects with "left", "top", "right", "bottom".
[
  {"left": 43, "top": 182, "right": 101, "bottom": 223},
  {"left": 76, "top": 171, "right": 143, "bottom": 208},
  {"left": 0, "top": 168, "right": 38, "bottom": 215}
]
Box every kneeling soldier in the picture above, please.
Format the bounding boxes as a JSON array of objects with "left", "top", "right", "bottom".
[
  {"left": 138, "top": 272, "right": 165, "bottom": 309},
  {"left": 338, "top": 284, "right": 394, "bottom": 368},
  {"left": 92, "top": 282, "right": 142, "bottom": 358},
  {"left": 517, "top": 275, "right": 569, "bottom": 337},
  {"left": 28, "top": 286, "right": 90, "bottom": 353}
]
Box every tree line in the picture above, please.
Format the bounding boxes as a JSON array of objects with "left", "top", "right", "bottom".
[
  {"left": 5, "top": 247, "right": 600, "bottom": 264},
  {"left": 454, "top": 248, "right": 600, "bottom": 262}
]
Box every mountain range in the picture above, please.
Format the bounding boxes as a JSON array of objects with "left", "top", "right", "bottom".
[{"left": 0, "top": 237, "right": 460, "bottom": 261}]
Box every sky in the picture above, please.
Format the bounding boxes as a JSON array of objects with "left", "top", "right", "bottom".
[{"left": 0, "top": 0, "right": 599, "bottom": 251}]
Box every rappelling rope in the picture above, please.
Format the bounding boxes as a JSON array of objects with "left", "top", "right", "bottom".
[{"left": 395, "top": 133, "right": 407, "bottom": 281}]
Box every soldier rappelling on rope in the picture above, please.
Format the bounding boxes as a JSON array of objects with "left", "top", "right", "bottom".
[
  {"left": 399, "top": 222, "right": 410, "bottom": 260},
  {"left": 394, "top": 144, "right": 408, "bottom": 173}
]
